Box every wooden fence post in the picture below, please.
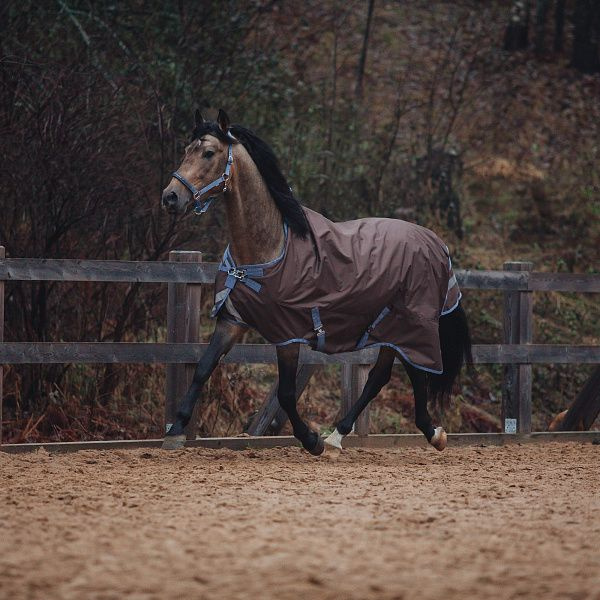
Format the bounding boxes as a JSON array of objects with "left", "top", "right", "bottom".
[
  {"left": 502, "top": 261, "right": 533, "bottom": 433},
  {"left": 341, "top": 363, "right": 370, "bottom": 436},
  {"left": 0, "top": 246, "right": 4, "bottom": 445},
  {"left": 165, "top": 251, "right": 202, "bottom": 439}
]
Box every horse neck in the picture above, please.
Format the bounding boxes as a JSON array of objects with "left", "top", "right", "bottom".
[{"left": 224, "top": 145, "right": 284, "bottom": 265}]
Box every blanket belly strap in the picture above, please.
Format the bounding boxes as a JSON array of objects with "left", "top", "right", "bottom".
[
  {"left": 356, "top": 306, "right": 391, "bottom": 349},
  {"left": 311, "top": 307, "right": 326, "bottom": 352}
]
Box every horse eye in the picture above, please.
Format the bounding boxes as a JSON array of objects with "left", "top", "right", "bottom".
[{"left": 203, "top": 150, "right": 215, "bottom": 159}]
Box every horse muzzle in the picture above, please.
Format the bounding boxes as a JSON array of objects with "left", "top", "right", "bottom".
[{"left": 161, "top": 189, "right": 188, "bottom": 214}]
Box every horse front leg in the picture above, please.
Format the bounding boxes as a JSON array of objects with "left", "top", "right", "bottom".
[
  {"left": 162, "top": 317, "right": 245, "bottom": 450},
  {"left": 276, "top": 344, "right": 324, "bottom": 456},
  {"left": 403, "top": 361, "right": 447, "bottom": 451},
  {"left": 324, "top": 347, "right": 395, "bottom": 451}
]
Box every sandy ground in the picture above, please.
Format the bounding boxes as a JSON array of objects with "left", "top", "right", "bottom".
[{"left": 1, "top": 442, "right": 599, "bottom": 600}]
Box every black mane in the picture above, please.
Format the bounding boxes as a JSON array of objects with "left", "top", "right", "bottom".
[{"left": 192, "top": 121, "right": 309, "bottom": 239}]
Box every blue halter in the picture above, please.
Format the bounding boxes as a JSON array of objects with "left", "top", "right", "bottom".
[{"left": 171, "top": 143, "right": 234, "bottom": 215}]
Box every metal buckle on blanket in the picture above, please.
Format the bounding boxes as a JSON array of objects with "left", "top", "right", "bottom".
[
  {"left": 314, "top": 325, "right": 325, "bottom": 337},
  {"left": 228, "top": 268, "right": 246, "bottom": 280}
]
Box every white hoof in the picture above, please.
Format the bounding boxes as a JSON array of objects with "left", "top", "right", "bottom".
[
  {"left": 162, "top": 434, "right": 186, "bottom": 450},
  {"left": 324, "top": 428, "right": 344, "bottom": 450},
  {"left": 430, "top": 427, "right": 447, "bottom": 451},
  {"left": 323, "top": 445, "right": 341, "bottom": 461}
]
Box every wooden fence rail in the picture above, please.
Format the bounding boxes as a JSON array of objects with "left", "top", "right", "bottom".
[
  {"left": 1, "top": 248, "right": 599, "bottom": 444},
  {"left": 1, "top": 342, "right": 599, "bottom": 365},
  {"left": 2, "top": 258, "right": 600, "bottom": 291}
]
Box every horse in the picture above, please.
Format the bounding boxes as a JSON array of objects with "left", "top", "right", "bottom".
[{"left": 160, "top": 109, "right": 472, "bottom": 455}]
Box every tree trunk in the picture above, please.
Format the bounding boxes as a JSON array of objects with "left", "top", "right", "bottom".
[
  {"left": 554, "top": 0, "right": 566, "bottom": 52},
  {"left": 355, "top": 0, "right": 375, "bottom": 100},
  {"left": 534, "top": 0, "right": 550, "bottom": 56},
  {"left": 504, "top": 0, "right": 531, "bottom": 51},
  {"left": 571, "top": 0, "right": 600, "bottom": 73}
]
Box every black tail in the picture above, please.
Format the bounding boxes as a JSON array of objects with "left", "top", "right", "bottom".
[{"left": 427, "top": 303, "right": 473, "bottom": 405}]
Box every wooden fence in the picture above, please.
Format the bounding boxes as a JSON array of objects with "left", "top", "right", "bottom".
[{"left": 1, "top": 245, "right": 599, "bottom": 445}]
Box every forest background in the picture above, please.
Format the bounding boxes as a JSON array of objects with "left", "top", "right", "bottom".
[{"left": 1, "top": 0, "right": 599, "bottom": 442}]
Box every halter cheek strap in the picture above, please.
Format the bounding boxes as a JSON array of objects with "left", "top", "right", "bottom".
[{"left": 171, "top": 143, "right": 234, "bottom": 215}]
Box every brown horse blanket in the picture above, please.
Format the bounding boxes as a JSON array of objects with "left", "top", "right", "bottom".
[{"left": 212, "top": 207, "right": 461, "bottom": 373}]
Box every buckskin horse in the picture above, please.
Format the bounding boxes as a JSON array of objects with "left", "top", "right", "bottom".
[{"left": 161, "top": 109, "right": 472, "bottom": 455}]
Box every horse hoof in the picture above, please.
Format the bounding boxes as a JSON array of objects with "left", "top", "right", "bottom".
[
  {"left": 324, "top": 428, "right": 344, "bottom": 450},
  {"left": 307, "top": 435, "right": 325, "bottom": 456},
  {"left": 430, "top": 427, "right": 447, "bottom": 451},
  {"left": 162, "top": 434, "right": 186, "bottom": 450},
  {"left": 323, "top": 445, "right": 342, "bottom": 461}
]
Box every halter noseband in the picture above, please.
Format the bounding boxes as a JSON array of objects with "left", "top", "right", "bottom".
[{"left": 171, "top": 143, "right": 234, "bottom": 215}]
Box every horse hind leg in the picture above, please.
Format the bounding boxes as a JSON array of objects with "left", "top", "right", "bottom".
[
  {"left": 403, "top": 360, "right": 447, "bottom": 451},
  {"left": 324, "top": 347, "right": 395, "bottom": 452},
  {"left": 420, "top": 303, "right": 471, "bottom": 450}
]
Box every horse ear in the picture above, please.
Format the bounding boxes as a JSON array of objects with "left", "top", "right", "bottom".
[
  {"left": 217, "top": 108, "right": 230, "bottom": 133},
  {"left": 195, "top": 109, "right": 204, "bottom": 129}
]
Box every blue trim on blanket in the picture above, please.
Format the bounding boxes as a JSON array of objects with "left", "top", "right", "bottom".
[
  {"left": 440, "top": 292, "right": 462, "bottom": 316},
  {"left": 362, "top": 342, "right": 444, "bottom": 374},
  {"left": 222, "top": 222, "right": 288, "bottom": 271},
  {"left": 275, "top": 338, "right": 310, "bottom": 347},
  {"left": 272, "top": 338, "right": 443, "bottom": 374},
  {"left": 442, "top": 252, "right": 453, "bottom": 311}
]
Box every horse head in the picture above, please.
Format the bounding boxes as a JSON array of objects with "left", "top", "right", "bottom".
[{"left": 162, "top": 109, "right": 234, "bottom": 215}]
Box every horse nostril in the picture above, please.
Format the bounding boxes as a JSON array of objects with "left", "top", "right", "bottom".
[{"left": 162, "top": 190, "right": 178, "bottom": 208}]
